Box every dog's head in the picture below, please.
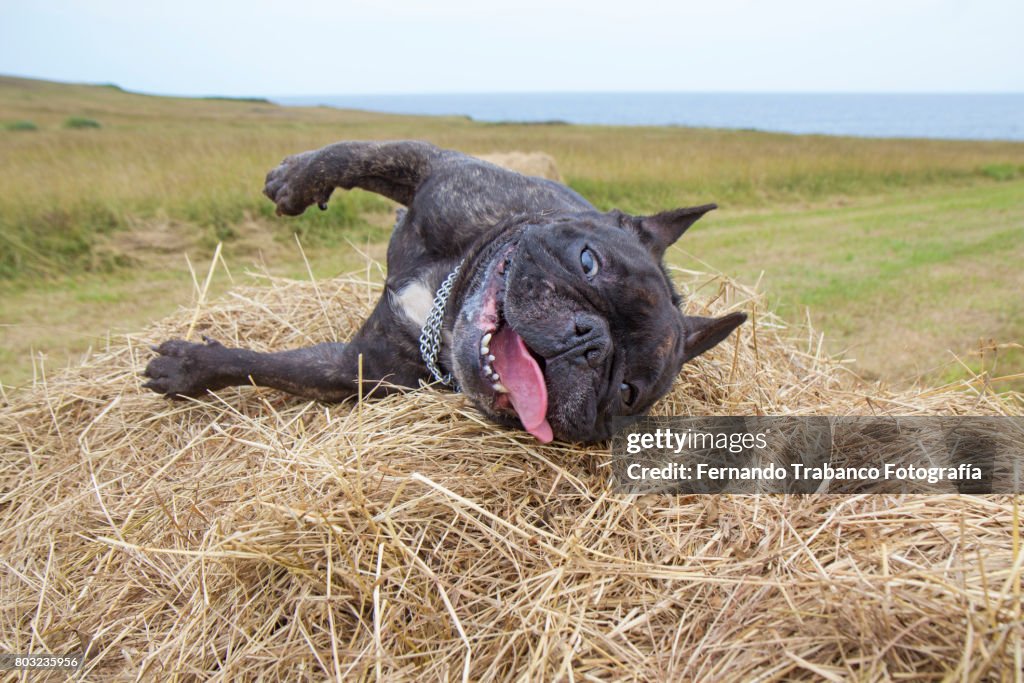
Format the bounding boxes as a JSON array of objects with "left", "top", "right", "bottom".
[{"left": 449, "top": 204, "right": 746, "bottom": 443}]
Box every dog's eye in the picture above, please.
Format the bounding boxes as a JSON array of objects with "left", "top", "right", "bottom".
[
  {"left": 580, "top": 248, "right": 599, "bottom": 277},
  {"left": 620, "top": 382, "right": 637, "bottom": 406}
]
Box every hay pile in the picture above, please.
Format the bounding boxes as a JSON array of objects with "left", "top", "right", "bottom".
[
  {"left": 2, "top": 266, "right": 1021, "bottom": 680},
  {"left": 477, "top": 151, "right": 563, "bottom": 182}
]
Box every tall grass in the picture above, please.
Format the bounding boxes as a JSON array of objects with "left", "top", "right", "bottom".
[{"left": 2, "top": 75, "right": 1024, "bottom": 279}]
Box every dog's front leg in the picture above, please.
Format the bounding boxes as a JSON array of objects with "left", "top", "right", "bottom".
[
  {"left": 143, "top": 337, "right": 399, "bottom": 402},
  {"left": 263, "top": 140, "right": 441, "bottom": 215}
]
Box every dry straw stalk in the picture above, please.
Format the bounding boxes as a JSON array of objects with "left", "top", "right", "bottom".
[{"left": 2, "top": 263, "right": 1022, "bottom": 680}]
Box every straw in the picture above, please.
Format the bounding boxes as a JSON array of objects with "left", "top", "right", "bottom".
[{"left": 1, "top": 262, "right": 1021, "bottom": 680}]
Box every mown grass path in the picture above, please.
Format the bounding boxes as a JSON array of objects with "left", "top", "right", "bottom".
[{"left": 670, "top": 180, "right": 1024, "bottom": 388}]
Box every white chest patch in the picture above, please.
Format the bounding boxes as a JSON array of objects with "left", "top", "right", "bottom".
[{"left": 390, "top": 280, "right": 435, "bottom": 330}]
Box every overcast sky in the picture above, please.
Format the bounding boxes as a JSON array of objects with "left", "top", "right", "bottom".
[{"left": 1, "top": 0, "right": 1021, "bottom": 96}]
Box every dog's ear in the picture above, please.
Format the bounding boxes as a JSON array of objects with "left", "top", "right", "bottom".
[
  {"left": 681, "top": 311, "right": 747, "bottom": 363},
  {"left": 636, "top": 203, "right": 717, "bottom": 259}
]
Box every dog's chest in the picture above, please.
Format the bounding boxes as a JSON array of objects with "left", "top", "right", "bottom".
[{"left": 390, "top": 279, "right": 434, "bottom": 330}]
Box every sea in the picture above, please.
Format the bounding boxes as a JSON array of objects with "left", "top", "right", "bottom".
[{"left": 275, "top": 92, "right": 1024, "bottom": 141}]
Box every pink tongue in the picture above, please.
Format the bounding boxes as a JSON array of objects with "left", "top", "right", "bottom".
[{"left": 490, "top": 327, "right": 553, "bottom": 443}]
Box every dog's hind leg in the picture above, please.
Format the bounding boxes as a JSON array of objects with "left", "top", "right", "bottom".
[{"left": 263, "top": 140, "right": 443, "bottom": 216}]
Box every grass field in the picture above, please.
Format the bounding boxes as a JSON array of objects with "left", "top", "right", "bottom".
[{"left": 1, "top": 75, "right": 1023, "bottom": 389}]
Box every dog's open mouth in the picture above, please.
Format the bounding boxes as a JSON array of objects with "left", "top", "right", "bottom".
[{"left": 473, "top": 249, "right": 553, "bottom": 443}]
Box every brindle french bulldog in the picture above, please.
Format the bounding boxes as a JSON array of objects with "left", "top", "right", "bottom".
[{"left": 144, "top": 140, "right": 746, "bottom": 443}]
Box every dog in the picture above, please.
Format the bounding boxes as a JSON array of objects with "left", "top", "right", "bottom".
[{"left": 143, "top": 140, "right": 746, "bottom": 443}]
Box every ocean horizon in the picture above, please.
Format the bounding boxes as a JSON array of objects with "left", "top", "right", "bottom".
[{"left": 275, "top": 92, "right": 1024, "bottom": 142}]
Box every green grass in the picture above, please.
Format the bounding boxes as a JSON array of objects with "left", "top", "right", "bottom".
[
  {"left": 63, "top": 115, "right": 101, "bottom": 129},
  {"left": 981, "top": 163, "right": 1023, "bottom": 181},
  {"left": 1, "top": 74, "right": 1022, "bottom": 391},
  {"left": 668, "top": 180, "right": 1024, "bottom": 388},
  {"left": 5, "top": 119, "right": 37, "bottom": 131}
]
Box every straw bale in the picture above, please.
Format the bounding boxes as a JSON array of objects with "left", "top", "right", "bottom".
[
  {"left": 477, "top": 152, "right": 563, "bottom": 182},
  {"left": 1, "top": 264, "right": 1021, "bottom": 680}
]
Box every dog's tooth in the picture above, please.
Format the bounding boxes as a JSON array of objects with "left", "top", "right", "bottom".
[
  {"left": 482, "top": 332, "right": 492, "bottom": 345},
  {"left": 483, "top": 363, "right": 492, "bottom": 375},
  {"left": 481, "top": 345, "right": 489, "bottom": 356},
  {"left": 491, "top": 372, "right": 500, "bottom": 381},
  {"left": 487, "top": 354, "right": 495, "bottom": 362},
  {"left": 492, "top": 382, "right": 509, "bottom": 393}
]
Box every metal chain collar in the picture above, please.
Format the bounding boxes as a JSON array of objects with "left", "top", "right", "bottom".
[{"left": 419, "top": 260, "right": 464, "bottom": 389}]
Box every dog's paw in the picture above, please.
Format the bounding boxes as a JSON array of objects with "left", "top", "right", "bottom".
[
  {"left": 263, "top": 150, "right": 332, "bottom": 216},
  {"left": 142, "top": 337, "right": 228, "bottom": 398}
]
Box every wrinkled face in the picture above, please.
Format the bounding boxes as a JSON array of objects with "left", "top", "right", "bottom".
[{"left": 450, "top": 215, "right": 695, "bottom": 443}]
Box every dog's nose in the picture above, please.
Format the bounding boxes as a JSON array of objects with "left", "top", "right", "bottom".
[{"left": 572, "top": 312, "right": 611, "bottom": 368}]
